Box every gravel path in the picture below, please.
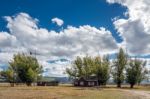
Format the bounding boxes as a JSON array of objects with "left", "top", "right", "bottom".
[{"left": 123, "top": 90, "right": 150, "bottom": 99}]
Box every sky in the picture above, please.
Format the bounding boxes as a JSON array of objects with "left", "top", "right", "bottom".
[{"left": 0, "top": 0, "right": 150, "bottom": 77}]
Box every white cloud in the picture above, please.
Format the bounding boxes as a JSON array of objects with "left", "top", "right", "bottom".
[
  {"left": 41, "top": 60, "right": 69, "bottom": 77},
  {"left": 0, "top": 32, "right": 17, "bottom": 48},
  {"left": 0, "top": 12, "right": 118, "bottom": 77},
  {"left": 51, "top": 17, "right": 64, "bottom": 26},
  {"left": 0, "top": 52, "right": 14, "bottom": 64},
  {"left": 2, "top": 12, "right": 118, "bottom": 57},
  {"left": 107, "top": 0, "right": 150, "bottom": 55}
]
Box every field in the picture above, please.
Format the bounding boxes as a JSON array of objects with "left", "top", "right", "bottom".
[{"left": 0, "top": 84, "right": 150, "bottom": 99}]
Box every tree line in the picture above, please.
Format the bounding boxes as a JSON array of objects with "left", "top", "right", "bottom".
[
  {"left": 66, "top": 48, "right": 149, "bottom": 88},
  {"left": 0, "top": 48, "right": 149, "bottom": 88}
]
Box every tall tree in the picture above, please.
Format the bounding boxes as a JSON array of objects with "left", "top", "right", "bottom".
[
  {"left": 66, "top": 55, "right": 110, "bottom": 86},
  {"left": 93, "top": 56, "right": 110, "bottom": 85},
  {"left": 137, "top": 61, "right": 148, "bottom": 85},
  {"left": 66, "top": 56, "right": 93, "bottom": 79},
  {"left": 112, "top": 48, "right": 127, "bottom": 88},
  {"left": 126, "top": 58, "right": 148, "bottom": 88},
  {"left": 82, "top": 56, "right": 94, "bottom": 79},
  {"left": 66, "top": 56, "right": 83, "bottom": 79},
  {"left": 1, "top": 53, "right": 42, "bottom": 86}
]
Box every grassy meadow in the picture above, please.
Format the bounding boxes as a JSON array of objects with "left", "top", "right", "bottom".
[{"left": 0, "top": 84, "right": 149, "bottom": 99}]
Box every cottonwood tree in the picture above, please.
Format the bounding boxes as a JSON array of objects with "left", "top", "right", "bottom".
[
  {"left": 66, "top": 56, "right": 93, "bottom": 79},
  {"left": 1, "top": 53, "right": 42, "bottom": 86},
  {"left": 93, "top": 56, "right": 110, "bottom": 85},
  {"left": 0, "top": 69, "right": 15, "bottom": 87},
  {"left": 66, "top": 55, "right": 110, "bottom": 86},
  {"left": 126, "top": 58, "right": 148, "bottom": 88},
  {"left": 66, "top": 56, "right": 82, "bottom": 79},
  {"left": 112, "top": 48, "right": 127, "bottom": 88},
  {"left": 82, "top": 56, "right": 94, "bottom": 79}
]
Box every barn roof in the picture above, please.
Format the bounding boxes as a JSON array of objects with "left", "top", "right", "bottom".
[{"left": 75, "top": 75, "right": 98, "bottom": 81}]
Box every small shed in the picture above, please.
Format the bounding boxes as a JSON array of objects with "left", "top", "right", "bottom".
[
  {"left": 37, "top": 77, "right": 59, "bottom": 86},
  {"left": 74, "top": 77, "right": 98, "bottom": 87}
]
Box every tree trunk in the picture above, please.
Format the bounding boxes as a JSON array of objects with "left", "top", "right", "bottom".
[
  {"left": 98, "top": 80, "right": 100, "bottom": 86},
  {"left": 117, "top": 83, "right": 121, "bottom": 88},
  {"left": 26, "top": 83, "right": 32, "bottom": 86},
  {"left": 10, "top": 83, "right": 14, "bottom": 87},
  {"left": 130, "top": 84, "right": 134, "bottom": 88}
]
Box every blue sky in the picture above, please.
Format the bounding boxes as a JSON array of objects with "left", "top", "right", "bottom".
[
  {"left": 0, "top": 0, "right": 126, "bottom": 42},
  {"left": 0, "top": 0, "right": 150, "bottom": 77}
]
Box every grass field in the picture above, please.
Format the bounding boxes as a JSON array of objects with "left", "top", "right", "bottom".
[{"left": 0, "top": 84, "right": 149, "bottom": 99}]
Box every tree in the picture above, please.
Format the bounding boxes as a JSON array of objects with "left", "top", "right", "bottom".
[
  {"left": 66, "top": 55, "right": 110, "bottom": 86},
  {"left": 126, "top": 58, "right": 148, "bottom": 88},
  {"left": 82, "top": 56, "right": 94, "bottom": 79},
  {"left": 1, "top": 53, "right": 42, "bottom": 86},
  {"left": 137, "top": 61, "right": 148, "bottom": 85},
  {"left": 66, "top": 56, "right": 83, "bottom": 79},
  {"left": 112, "top": 48, "right": 127, "bottom": 88},
  {"left": 93, "top": 56, "right": 110, "bottom": 85},
  {"left": 66, "top": 56, "right": 93, "bottom": 79},
  {"left": 0, "top": 69, "right": 15, "bottom": 87},
  {"left": 26, "top": 68, "right": 37, "bottom": 86}
]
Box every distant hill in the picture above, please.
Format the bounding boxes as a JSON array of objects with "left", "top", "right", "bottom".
[{"left": 41, "top": 76, "right": 71, "bottom": 84}]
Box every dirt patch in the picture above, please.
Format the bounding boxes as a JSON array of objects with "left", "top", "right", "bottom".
[{"left": 122, "top": 90, "right": 150, "bottom": 99}]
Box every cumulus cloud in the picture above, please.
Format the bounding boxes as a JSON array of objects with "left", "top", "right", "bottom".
[
  {"left": 0, "top": 12, "right": 118, "bottom": 76},
  {"left": 0, "top": 32, "right": 17, "bottom": 48},
  {"left": 51, "top": 17, "right": 64, "bottom": 26},
  {"left": 41, "top": 60, "right": 70, "bottom": 77},
  {"left": 107, "top": 0, "right": 150, "bottom": 55}
]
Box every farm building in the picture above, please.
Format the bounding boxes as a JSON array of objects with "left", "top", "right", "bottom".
[
  {"left": 74, "top": 77, "right": 99, "bottom": 87},
  {"left": 37, "top": 77, "right": 59, "bottom": 86},
  {"left": 0, "top": 77, "right": 7, "bottom": 83}
]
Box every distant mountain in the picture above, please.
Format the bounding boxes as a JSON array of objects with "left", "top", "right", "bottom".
[
  {"left": 42, "top": 76, "right": 71, "bottom": 83},
  {"left": 54, "top": 77, "right": 72, "bottom": 83}
]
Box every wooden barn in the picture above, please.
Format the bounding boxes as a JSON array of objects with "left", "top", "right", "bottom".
[
  {"left": 37, "top": 77, "right": 59, "bottom": 86},
  {"left": 74, "top": 77, "right": 99, "bottom": 87}
]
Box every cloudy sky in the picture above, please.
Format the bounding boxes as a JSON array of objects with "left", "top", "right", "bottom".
[{"left": 0, "top": 0, "right": 150, "bottom": 77}]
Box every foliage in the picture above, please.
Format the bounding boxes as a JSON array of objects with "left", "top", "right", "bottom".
[
  {"left": 0, "top": 69, "right": 15, "bottom": 86},
  {"left": 93, "top": 56, "right": 110, "bottom": 85},
  {"left": 66, "top": 55, "right": 110, "bottom": 85},
  {"left": 126, "top": 58, "right": 148, "bottom": 88},
  {"left": 66, "top": 56, "right": 94, "bottom": 79},
  {"left": 112, "top": 48, "right": 127, "bottom": 88},
  {"left": 1, "top": 53, "right": 42, "bottom": 86}
]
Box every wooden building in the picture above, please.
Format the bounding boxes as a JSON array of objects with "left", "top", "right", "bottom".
[{"left": 74, "top": 77, "right": 99, "bottom": 87}]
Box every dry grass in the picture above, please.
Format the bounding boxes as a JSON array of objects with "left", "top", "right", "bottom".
[
  {"left": 0, "top": 84, "right": 149, "bottom": 99},
  {"left": 105, "top": 84, "right": 150, "bottom": 91}
]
